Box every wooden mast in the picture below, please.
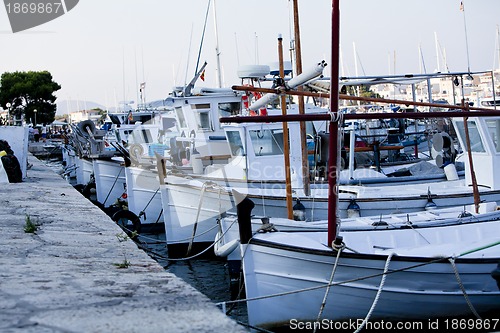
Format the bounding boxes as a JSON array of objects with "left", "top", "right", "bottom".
[
  {"left": 221, "top": 0, "right": 499, "bottom": 247},
  {"left": 292, "top": 0, "right": 311, "bottom": 196},
  {"left": 278, "top": 34, "right": 294, "bottom": 220},
  {"left": 328, "top": 0, "right": 341, "bottom": 245}
]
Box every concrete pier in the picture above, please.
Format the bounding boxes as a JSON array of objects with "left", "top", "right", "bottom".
[{"left": 0, "top": 154, "right": 247, "bottom": 332}]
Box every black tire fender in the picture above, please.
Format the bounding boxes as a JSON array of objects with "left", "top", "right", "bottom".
[
  {"left": 82, "top": 182, "right": 96, "bottom": 198},
  {"left": 112, "top": 209, "right": 142, "bottom": 234}
]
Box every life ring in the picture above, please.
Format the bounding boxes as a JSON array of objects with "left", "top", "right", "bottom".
[
  {"left": 213, "top": 229, "right": 239, "bottom": 258},
  {"left": 128, "top": 144, "right": 144, "bottom": 165},
  {"left": 251, "top": 91, "right": 268, "bottom": 116},
  {"left": 243, "top": 84, "right": 267, "bottom": 116},
  {"left": 112, "top": 209, "right": 142, "bottom": 235}
]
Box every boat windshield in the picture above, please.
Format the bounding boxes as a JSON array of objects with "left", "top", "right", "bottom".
[
  {"left": 486, "top": 119, "right": 500, "bottom": 153},
  {"left": 191, "top": 104, "right": 212, "bottom": 131},
  {"left": 455, "top": 120, "right": 485, "bottom": 153},
  {"left": 249, "top": 128, "right": 285, "bottom": 156},
  {"left": 218, "top": 102, "right": 241, "bottom": 118},
  {"left": 226, "top": 130, "right": 245, "bottom": 156},
  {"left": 175, "top": 107, "right": 187, "bottom": 129}
]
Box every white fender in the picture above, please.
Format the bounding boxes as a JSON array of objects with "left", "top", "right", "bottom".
[
  {"left": 248, "top": 60, "right": 326, "bottom": 111},
  {"left": 214, "top": 231, "right": 240, "bottom": 258}
]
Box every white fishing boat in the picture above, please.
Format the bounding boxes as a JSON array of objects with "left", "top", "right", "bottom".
[
  {"left": 216, "top": 200, "right": 500, "bottom": 264},
  {"left": 227, "top": 1, "right": 500, "bottom": 329},
  {"left": 92, "top": 157, "right": 127, "bottom": 207},
  {"left": 159, "top": 114, "right": 500, "bottom": 258},
  {"left": 124, "top": 165, "right": 164, "bottom": 234},
  {"left": 237, "top": 211, "right": 500, "bottom": 329}
]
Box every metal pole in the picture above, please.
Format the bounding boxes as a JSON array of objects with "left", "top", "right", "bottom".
[
  {"left": 231, "top": 84, "right": 499, "bottom": 113},
  {"left": 221, "top": 109, "right": 500, "bottom": 124}
]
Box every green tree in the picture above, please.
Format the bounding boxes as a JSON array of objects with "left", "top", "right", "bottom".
[
  {"left": 342, "top": 85, "right": 381, "bottom": 105},
  {"left": 94, "top": 108, "right": 108, "bottom": 124},
  {"left": 0, "top": 71, "right": 61, "bottom": 126}
]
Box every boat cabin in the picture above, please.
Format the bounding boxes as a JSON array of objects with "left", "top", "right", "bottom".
[{"left": 453, "top": 116, "right": 500, "bottom": 190}]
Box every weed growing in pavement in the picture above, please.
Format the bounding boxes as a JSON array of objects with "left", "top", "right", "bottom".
[{"left": 23, "top": 214, "right": 38, "bottom": 233}]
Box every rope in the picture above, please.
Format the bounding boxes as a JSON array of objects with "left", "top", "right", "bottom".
[
  {"left": 218, "top": 243, "right": 498, "bottom": 307},
  {"left": 167, "top": 217, "right": 238, "bottom": 261},
  {"left": 354, "top": 253, "right": 394, "bottom": 333},
  {"left": 103, "top": 167, "right": 123, "bottom": 206},
  {"left": 313, "top": 241, "right": 344, "bottom": 333},
  {"left": 186, "top": 183, "right": 208, "bottom": 256},
  {"left": 139, "top": 187, "right": 160, "bottom": 220},
  {"left": 448, "top": 257, "right": 482, "bottom": 319},
  {"left": 256, "top": 222, "right": 277, "bottom": 233},
  {"left": 169, "top": 221, "right": 220, "bottom": 243}
]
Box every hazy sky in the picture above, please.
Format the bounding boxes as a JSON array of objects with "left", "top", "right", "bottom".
[{"left": 1, "top": 0, "right": 500, "bottom": 112}]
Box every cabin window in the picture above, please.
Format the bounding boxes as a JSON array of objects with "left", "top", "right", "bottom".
[
  {"left": 128, "top": 129, "right": 152, "bottom": 144},
  {"left": 195, "top": 111, "right": 212, "bottom": 130},
  {"left": 486, "top": 119, "right": 500, "bottom": 153},
  {"left": 249, "top": 128, "right": 285, "bottom": 156},
  {"left": 455, "top": 120, "right": 485, "bottom": 153},
  {"left": 136, "top": 114, "right": 154, "bottom": 124},
  {"left": 175, "top": 107, "right": 187, "bottom": 129},
  {"left": 140, "top": 129, "right": 152, "bottom": 143},
  {"left": 192, "top": 103, "right": 211, "bottom": 109},
  {"left": 226, "top": 131, "right": 245, "bottom": 156},
  {"left": 190, "top": 103, "right": 212, "bottom": 131},
  {"left": 218, "top": 102, "right": 241, "bottom": 118}
]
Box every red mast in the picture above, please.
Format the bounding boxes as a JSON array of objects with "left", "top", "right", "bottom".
[{"left": 328, "top": 0, "right": 341, "bottom": 245}]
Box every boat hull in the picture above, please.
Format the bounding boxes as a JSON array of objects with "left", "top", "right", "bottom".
[
  {"left": 75, "top": 156, "right": 93, "bottom": 186},
  {"left": 241, "top": 225, "right": 500, "bottom": 329},
  {"left": 125, "top": 166, "right": 164, "bottom": 234},
  {"left": 93, "top": 159, "right": 126, "bottom": 206}
]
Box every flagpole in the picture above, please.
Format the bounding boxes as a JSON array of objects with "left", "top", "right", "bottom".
[{"left": 461, "top": 1, "right": 472, "bottom": 73}]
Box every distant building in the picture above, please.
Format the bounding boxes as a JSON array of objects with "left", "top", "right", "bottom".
[{"left": 67, "top": 109, "right": 102, "bottom": 124}]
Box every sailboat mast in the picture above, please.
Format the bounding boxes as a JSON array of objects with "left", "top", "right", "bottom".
[
  {"left": 212, "top": 0, "right": 223, "bottom": 88},
  {"left": 292, "top": 0, "right": 310, "bottom": 196},
  {"left": 493, "top": 24, "right": 500, "bottom": 70},
  {"left": 434, "top": 32, "right": 441, "bottom": 72},
  {"left": 278, "top": 35, "right": 294, "bottom": 220},
  {"left": 328, "top": 0, "right": 341, "bottom": 245}
]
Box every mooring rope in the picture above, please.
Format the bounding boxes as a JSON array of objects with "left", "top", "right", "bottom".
[
  {"left": 449, "top": 257, "right": 482, "bottom": 319},
  {"left": 186, "top": 183, "right": 208, "bottom": 255},
  {"left": 354, "top": 252, "right": 395, "bottom": 333},
  {"left": 218, "top": 240, "right": 500, "bottom": 307},
  {"left": 313, "top": 241, "right": 345, "bottom": 333},
  {"left": 139, "top": 187, "right": 160, "bottom": 220},
  {"left": 103, "top": 167, "right": 123, "bottom": 206},
  {"left": 167, "top": 217, "right": 238, "bottom": 261}
]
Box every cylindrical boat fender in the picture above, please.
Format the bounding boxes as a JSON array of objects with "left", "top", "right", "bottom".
[{"left": 214, "top": 229, "right": 239, "bottom": 258}]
